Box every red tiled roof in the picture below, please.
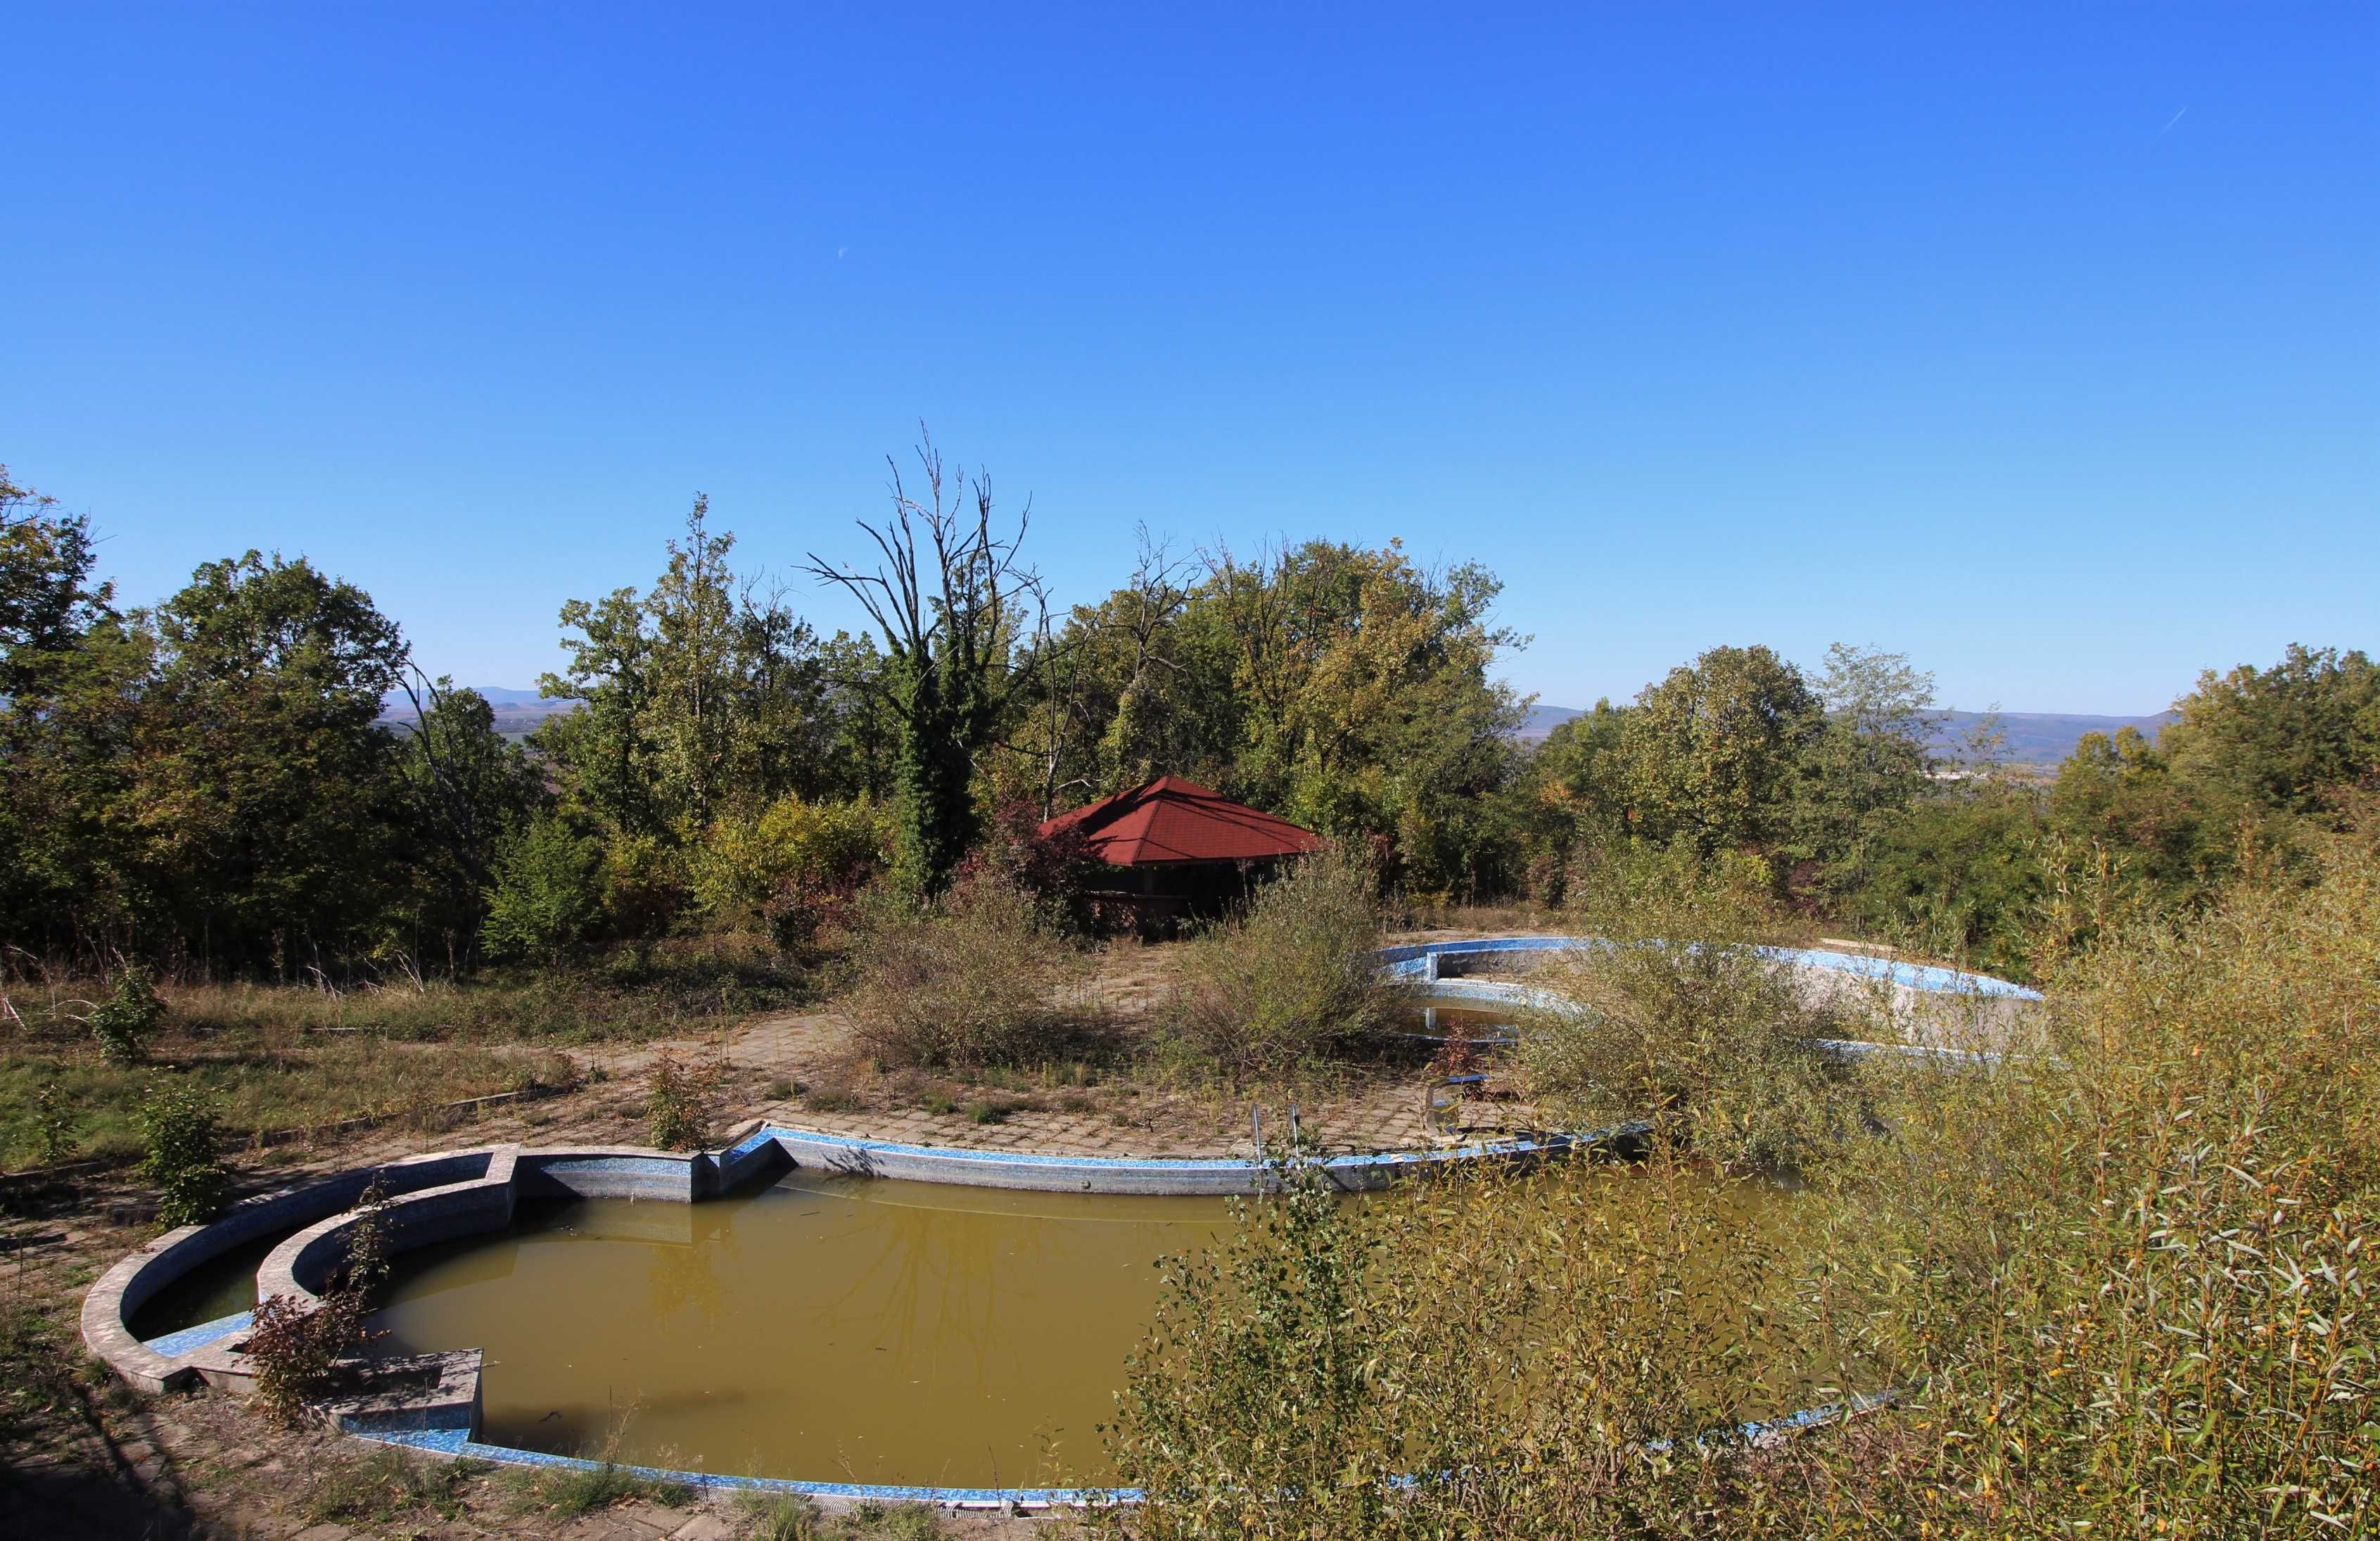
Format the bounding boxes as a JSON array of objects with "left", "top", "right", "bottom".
[{"left": 1038, "top": 776, "right": 1323, "bottom": 867}]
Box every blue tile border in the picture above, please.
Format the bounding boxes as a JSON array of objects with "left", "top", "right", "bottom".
[
  {"left": 361, "top": 1430, "right": 1128, "bottom": 1509},
  {"left": 1373, "top": 936, "right": 2042, "bottom": 1001},
  {"left": 140, "top": 1309, "right": 252, "bottom": 1356}
]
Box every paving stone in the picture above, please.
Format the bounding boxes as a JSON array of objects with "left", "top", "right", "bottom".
[
  {"left": 618, "top": 1499, "right": 695, "bottom": 1530},
  {"left": 667, "top": 1514, "right": 738, "bottom": 1541}
]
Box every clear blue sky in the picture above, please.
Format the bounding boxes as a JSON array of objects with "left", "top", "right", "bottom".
[{"left": 6, "top": 4, "right": 2374, "bottom": 714}]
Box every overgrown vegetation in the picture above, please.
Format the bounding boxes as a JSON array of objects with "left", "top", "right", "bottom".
[
  {"left": 1161, "top": 845, "right": 1394, "bottom": 1082},
  {"left": 1521, "top": 843, "right": 1855, "bottom": 1172},
  {"left": 244, "top": 1174, "right": 391, "bottom": 1422},
  {"left": 845, "top": 880, "right": 1106, "bottom": 1070},
  {"left": 1097, "top": 830, "right": 2380, "bottom": 1537},
  {"left": 138, "top": 1080, "right": 224, "bottom": 1225}
]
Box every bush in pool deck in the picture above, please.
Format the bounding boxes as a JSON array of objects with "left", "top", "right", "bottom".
[
  {"left": 845, "top": 877, "right": 1100, "bottom": 1070},
  {"left": 1519, "top": 840, "right": 1864, "bottom": 1174},
  {"left": 244, "top": 1174, "right": 393, "bottom": 1423},
  {"left": 139, "top": 1079, "right": 226, "bottom": 1226},
  {"left": 1160, "top": 844, "right": 1392, "bottom": 1081},
  {"left": 1095, "top": 830, "right": 2380, "bottom": 1539},
  {"left": 644, "top": 1048, "right": 708, "bottom": 1150}
]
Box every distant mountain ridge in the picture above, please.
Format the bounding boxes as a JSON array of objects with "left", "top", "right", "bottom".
[
  {"left": 1514, "top": 702, "right": 2174, "bottom": 766},
  {"left": 378, "top": 687, "right": 578, "bottom": 740},
  {"left": 389, "top": 691, "right": 2175, "bottom": 767}
]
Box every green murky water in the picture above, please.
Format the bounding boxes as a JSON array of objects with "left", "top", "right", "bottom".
[
  {"left": 371, "top": 1175, "right": 1233, "bottom": 1488},
  {"left": 129, "top": 1231, "right": 284, "bottom": 1340}
]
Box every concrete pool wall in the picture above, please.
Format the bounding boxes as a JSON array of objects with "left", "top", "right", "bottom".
[{"left": 80, "top": 937, "right": 2040, "bottom": 1509}]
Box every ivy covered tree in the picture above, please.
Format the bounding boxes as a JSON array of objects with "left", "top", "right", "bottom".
[{"left": 806, "top": 437, "right": 1047, "bottom": 895}]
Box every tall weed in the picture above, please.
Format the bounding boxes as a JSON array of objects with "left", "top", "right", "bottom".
[
  {"left": 1162, "top": 846, "right": 1391, "bottom": 1082},
  {"left": 845, "top": 881, "right": 1103, "bottom": 1070}
]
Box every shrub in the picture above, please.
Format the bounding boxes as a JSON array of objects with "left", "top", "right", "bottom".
[
  {"left": 32, "top": 1079, "right": 77, "bottom": 1163},
  {"left": 245, "top": 1174, "right": 390, "bottom": 1421},
  {"left": 139, "top": 1081, "right": 225, "bottom": 1225},
  {"left": 597, "top": 831, "right": 689, "bottom": 943},
  {"left": 1162, "top": 844, "right": 1389, "bottom": 1081},
  {"left": 481, "top": 814, "right": 603, "bottom": 962},
  {"left": 846, "top": 880, "right": 1100, "bottom": 1070},
  {"left": 961, "top": 799, "right": 1097, "bottom": 935},
  {"left": 1097, "top": 1160, "right": 1810, "bottom": 1540},
  {"left": 689, "top": 793, "right": 891, "bottom": 946},
  {"left": 644, "top": 1050, "right": 707, "bottom": 1150},
  {"left": 1515, "top": 840, "right": 1857, "bottom": 1172},
  {"left": 85, "top": 965, "right": 165, "bottom": 1065}
]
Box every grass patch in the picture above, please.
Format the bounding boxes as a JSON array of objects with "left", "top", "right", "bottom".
[
  {"left": 503, "top": 1457, "right": 694, "bottom": 1517},
  {"left": 0, "top": 1037, "right": 576, "bottom": 1167},
  {"left": 303, "top": 1444, "right": 487, "bottom": 1525}
]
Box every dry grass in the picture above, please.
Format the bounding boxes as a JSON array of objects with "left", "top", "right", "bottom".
[{"left": 0, "top": 1035, "right": 575, "bottom": 1167}]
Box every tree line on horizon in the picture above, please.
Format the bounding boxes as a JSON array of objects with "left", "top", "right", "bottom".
[{"left": 2, "top": 452, "right": 2374, "bottom": 984}]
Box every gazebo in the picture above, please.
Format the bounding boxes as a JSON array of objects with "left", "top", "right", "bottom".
[{"left": 1038, "top": 776, "right": 1323, "bottom": 928}]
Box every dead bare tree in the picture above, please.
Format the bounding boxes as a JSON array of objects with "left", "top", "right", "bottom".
[{"left": 803, "top": 431, "right": 1045, "bottom": 892}]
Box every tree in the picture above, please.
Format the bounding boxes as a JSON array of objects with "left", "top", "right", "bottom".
[
  {"left": 133, "top": 552, "right": 409, "bottom": 972},
  {"left": 0, "top": 467, "right": 152, "bottom": 961},
  {"left": 390, "top": 676, "right": 542, "bottom": 967},
  {"left": 540, "top": 497, "right": 836, "bottom": 841},
  {"left": 2161, "top": 643, "right": 2379, "bottom": 819},
  {"left": 1619, "top": 645, "right": 1823, "bottom": 856},
  {"left": 1197, "top": 540, "right": 1528, "bottom": 899},
  {"left": 805, "top": 436, "right": 1047, "bottom": 894},
  {"left": 1797, "top": 643, "right": 1943, "bottom": 892},
  {"left": 0, "top": 464, "right": 113, "bottom": 696}
]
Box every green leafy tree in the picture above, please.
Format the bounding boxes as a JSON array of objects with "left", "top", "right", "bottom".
[
  {"left": 1797, "top": 642, "right": 1943, "bottom": 893},
  {"left": 540, "top": 497, "right": 836, "bottom": 841},
  {"left": 2161, "top": 643, "right": 2379, "bottom": 820},
  {"left": 1516, "top": 699, "right": 1631, "bottom": 899},
  {"left": 133, "top": 552, "right": 409, "bottom": 972},
  {"left": 480, "top": 813, "right": 604, "bottom": 962},
  {"left": 0, "top": 467, "right": 154, "bottom": 962},
  {"left": 390, "top": 676, "right": 542, "bottom": 966},
  {"left": 1198, "top": 540, "right": 1527, "bottom": 900},
  {"left": 1619, "top": 644, "right": 1823, "bottom": 857}
]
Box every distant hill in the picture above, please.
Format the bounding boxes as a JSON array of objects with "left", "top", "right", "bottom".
[
  {"left": 1516, "top": 704, "right": 1582, "bottom": 742},
  {"left": 1515, "top": 703, "right": 2174, "bottom": 766},
  {"left": 1929, "top": 711, "right": 2175, "bottom": 766},
  {"left": 378, "top": 687, "right": 579, "bottom": 741}
]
